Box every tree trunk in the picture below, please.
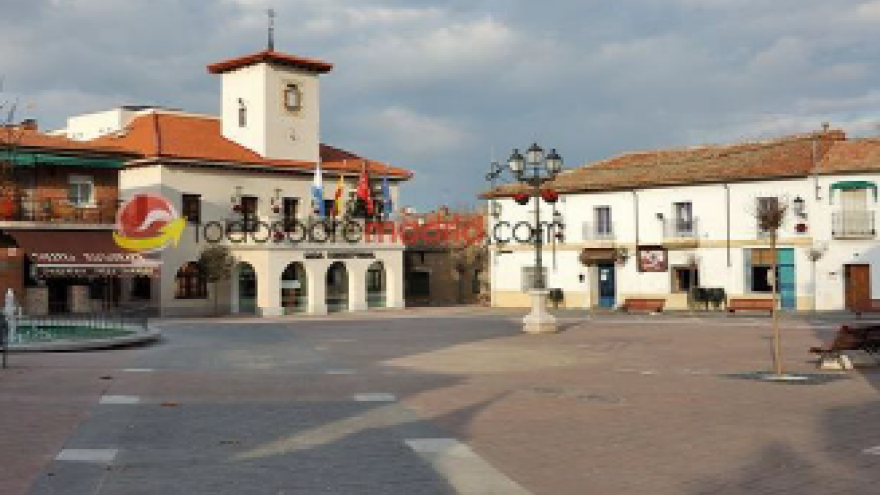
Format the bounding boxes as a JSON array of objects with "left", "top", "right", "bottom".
[{"left": 771, "top": 230, "right": 783, "bottom": 376}]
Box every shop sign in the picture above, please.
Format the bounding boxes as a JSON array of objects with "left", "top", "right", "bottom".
[
  {"left": 579, "top": 248, "right": 616, "bottom": 265},
  {"left": 637, "top": 246, "right": 668, "bottom": 272}
]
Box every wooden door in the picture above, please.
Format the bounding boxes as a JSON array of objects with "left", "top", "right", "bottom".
[{"left": 844, "top": 264, "right": 870, "bottom": 311}]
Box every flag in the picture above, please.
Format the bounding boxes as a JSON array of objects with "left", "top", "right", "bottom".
[
  {"left": 312, "top": 160, "right": 325, "bottom": 218},
  {"left": 356, "top": 160, "right": 374, "bottom": 216},
  {"left": 333, "top": 174, "right": 346, "bottom": 217},
  {"left": 381, "top": 175, "right": 392, "bottom": 219}
]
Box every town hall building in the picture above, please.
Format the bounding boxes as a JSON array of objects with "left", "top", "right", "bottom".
[{"left": 57, "top": 48, "right": 412, "bottom": 316}]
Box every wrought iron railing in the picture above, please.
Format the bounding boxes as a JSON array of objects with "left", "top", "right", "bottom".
[
  {"left": 664, "top": 218, "right": 699, "bottom": 239},
  {"left": 581, "top": 221, "right": 615, "bottom": 241},
  {"left": 0, "top": 196, "right": 121, "bottom": 224},
  {"left": 832, "top": 210, "right": 875, "bottom": 239}
]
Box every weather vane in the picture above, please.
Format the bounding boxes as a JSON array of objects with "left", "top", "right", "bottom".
[{"left": 267, "top": 8, "right": 275, "bottom": 51}]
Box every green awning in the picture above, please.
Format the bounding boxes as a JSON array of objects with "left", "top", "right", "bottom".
[
  {"left": 5, "top": 152, "right": 124, "bottom": 169},
  {"left": 830, "top": 180, "right": 877, "bottom": 202}
]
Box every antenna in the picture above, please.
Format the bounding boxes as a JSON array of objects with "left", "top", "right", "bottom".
[{"left": 267, "top": 8, "right": 276, "bottom": 51}]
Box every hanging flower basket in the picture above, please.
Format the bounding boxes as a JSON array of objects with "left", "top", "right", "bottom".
[
  {"left": 795, "top": 223, "right": 808, "bottom": 234},
  {"left": 272, "top": 206, "right": 281, "bottom": 214},
  {"left": 273, "top": 231, "right": 285, "bottom": 242},
  {"left": 541, "top": 189, "right": 559, "bottom": 203},
  {"left": 232, "top": 204, "right": 242, "bottom": 213},
  {"left": 513, "top": 193, "right": 530, "bottom": 205}
]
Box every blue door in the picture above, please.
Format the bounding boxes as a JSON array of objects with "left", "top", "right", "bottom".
[
  {"left": 777, "top": 248, "right": 796, "bottom": 310},
  {"left": 598, "top": 264, "right": 616, "bottom": 308}
]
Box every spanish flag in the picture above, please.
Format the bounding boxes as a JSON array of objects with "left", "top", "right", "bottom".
[{"left": 333, "top": 174, "right": 346, "bottom": 217}]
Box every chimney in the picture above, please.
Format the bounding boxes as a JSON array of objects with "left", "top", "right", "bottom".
[{"left": 20, "top": 119, "right": 37, "bottom": 131}]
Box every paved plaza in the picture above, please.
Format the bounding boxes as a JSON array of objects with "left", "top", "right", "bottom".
[{"left": 2, "top": 308, "right": 880, "bottom": 494}]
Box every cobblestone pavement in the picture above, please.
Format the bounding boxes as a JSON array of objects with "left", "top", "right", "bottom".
[{"left": 2, "top": 309, "right": 880, "bottom": 494}]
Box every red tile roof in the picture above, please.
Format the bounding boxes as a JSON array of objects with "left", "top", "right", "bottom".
[
  {"left": 483, "top": 129, "right": 880, "bottom": 197},
  {"left": 89, "top": 111, "right": 412, "bottom": 179},
  {"left": 1, "top": 127, "right": 131, "bottom": 155},
  {"left": 207, "top": 50, "right": 333, "bottom": 75}
]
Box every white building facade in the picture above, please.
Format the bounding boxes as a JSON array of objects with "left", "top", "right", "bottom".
[
  {"left": 489, "top": 131, "right": 880, "bottom": 312},
  {"left": 60, "top": 49, "right": 410, "bottom": 316}
]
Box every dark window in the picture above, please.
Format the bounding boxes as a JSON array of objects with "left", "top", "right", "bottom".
[
  {"left": 323, "top": 199, "right": 335, "bottom": 218},
  {"left": 282, "top": 197, "right": 298, "bottom": 227},
  {"left": 238, "top": 99, "right": 247, "bottom": 127},
  {"left": 748, "top": 249, "right": 776, "bottom": 293},
  {"left": 751, "top": 266, "right": 774, "bottom": 292},
  {"left": 241, "top": 196, "right": 258, "bottom": 232},
  {"left": 673, "top": 202, "right": 693, "bottom": 232},
  {"left": 595, "top": 206, "right": 612, "bottom": 236},
  {"left": 671, "top": 266, "right": 699, "bottom": 293},
  {"left": 175, "top": 262, "right": 207, "bottom": 299},
  {"left": 407, "top": 271, "right": 430, "bottom": 298},
  {"left": 131, "top": 276, "right": 152, "bottom": 300},
  {"left": 182, "top": 194, "right": 201, "bottom": 223}
]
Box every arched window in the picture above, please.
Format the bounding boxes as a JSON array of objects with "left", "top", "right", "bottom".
[
  {"left": 175, "top": 262, "right": 207, "bottom": 299},
  {"left": 238, "top": 98, "right": 247, "bottom": 127}
]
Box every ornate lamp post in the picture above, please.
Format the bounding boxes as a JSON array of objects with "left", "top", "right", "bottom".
[{"left": 495, "top": 143, "right": 563, "bottom": 333}]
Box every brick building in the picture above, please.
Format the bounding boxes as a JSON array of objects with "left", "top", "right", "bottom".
[
  {"left": 0, "top": 123, "right": 148, "bottom": 314},
  {"left": 403, "top": 208, "right": 487, "bottom": 306}
]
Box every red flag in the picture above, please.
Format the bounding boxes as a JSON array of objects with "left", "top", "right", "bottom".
[{"left": 356, "top": 160, "right": 374, "bottom": 215}]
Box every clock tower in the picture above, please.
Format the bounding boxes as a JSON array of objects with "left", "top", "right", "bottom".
[{"left": 208, "top": 49, "right": 333, "bottom": 163}]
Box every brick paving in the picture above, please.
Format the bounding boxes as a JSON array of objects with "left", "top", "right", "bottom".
[{"left": 1, "top": 310, "right": 879, "bottom": 494}]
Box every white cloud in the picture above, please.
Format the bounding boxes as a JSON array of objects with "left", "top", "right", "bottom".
[{"left": 355, "top": 106, "right": 470, "bottom": 157}]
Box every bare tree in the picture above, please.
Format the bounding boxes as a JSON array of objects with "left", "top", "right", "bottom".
[
  {"left": 752, "top": 197, "right": 789, "bottom": 377},
  {"left": 199, "top": 245, "right": 235, "bottom": 316}
]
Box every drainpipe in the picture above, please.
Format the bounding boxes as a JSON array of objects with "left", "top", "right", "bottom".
[
  {"left": 632, "top": 190, "right": 639, "bottom": 248},
  {"left": 812, "top": 135, "right": 820, "bottom": 201},
  {"left": 724, "top": 183, "right": 731, "bottom": 267}
]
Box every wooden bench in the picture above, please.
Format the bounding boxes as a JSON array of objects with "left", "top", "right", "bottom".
[
  {"left": 809, "top": 325, "right": 880, "bottom": 369},
  {"left": 727, "top": 298, "right": 774, "bottom": 314},
  {"left": 621, "top": 298, "right": 665, "bottom": 313}
]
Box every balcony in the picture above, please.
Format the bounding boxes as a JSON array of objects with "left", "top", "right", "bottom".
[
  {"left": 581, "top": 221, "right": 615, "bottom": 242},
  {"left": 664, "top": 218, "right": 699, "bottom": 238},
  {"left": 663, "top": 218, "right": 699, "bottom": 246},
  {"left": 0, "top": 196, "right": 120, "bottom": 225},
  {"left": 833, "top": 210, "right": 875, "bottom": 239}
]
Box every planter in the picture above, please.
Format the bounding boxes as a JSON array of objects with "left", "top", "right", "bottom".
[{"left": 0, "top": 198, "right": 16, "bottom": 219}]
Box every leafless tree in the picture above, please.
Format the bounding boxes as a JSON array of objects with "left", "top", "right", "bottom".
[
  {"left": 199, "top": 245, "right": 235, "bottom": 316},
  {"left": 751, "top": 196, "right": 790, "bottom": 376}
]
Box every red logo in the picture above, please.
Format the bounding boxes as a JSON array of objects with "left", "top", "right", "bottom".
[{"left": 114, "top": 194, "right": 184, "bottom": 252}]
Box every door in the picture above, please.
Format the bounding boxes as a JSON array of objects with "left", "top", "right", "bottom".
[
  {"left": 777, "top": 248, "right": 796, "bottom": 310},
  {"left": 844, "top": 264, "right": 871, "bottom": 311},
  {"left": 597, "top": 263, "right": 616, "bottom": 308}
]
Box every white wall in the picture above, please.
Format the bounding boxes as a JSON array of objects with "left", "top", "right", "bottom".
[
  {"left": 490, "top": 173, "right": 880, "bottom": 311},
  {"left": 120, "top": 164, "right": 405, "bottom": 316},
  {"left": 220, "top": 62, "right": 321, "bottom": 162}
]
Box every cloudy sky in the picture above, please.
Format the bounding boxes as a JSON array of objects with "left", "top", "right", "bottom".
[{"left": 3, "top": 0, "right": 880, "bottom": 209}]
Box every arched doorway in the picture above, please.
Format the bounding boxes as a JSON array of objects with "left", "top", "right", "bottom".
[
  {"left": 281, "top": 262, "right": 308, "bottom": 314},
  {"left": 237, "top": 262, "right": 257, "bottom": 314},
  {"left": 326, "top": 262, "right": 349, "bottom": 313},
  {"left": 366, "top": 261, "right": 386, "bottom": 308}
]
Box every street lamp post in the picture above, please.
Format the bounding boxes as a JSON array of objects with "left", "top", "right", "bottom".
[{"left": 493, "top": 143, "right": 563, "bottom": 334}]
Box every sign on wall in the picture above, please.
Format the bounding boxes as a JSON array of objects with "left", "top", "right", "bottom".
[{"left": 637, "top": 246, "right": 668, "bottom": 272}]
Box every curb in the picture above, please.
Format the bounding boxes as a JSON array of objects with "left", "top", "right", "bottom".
[{"left": 7, "top": 326, "right": 163, "bottom": 352}]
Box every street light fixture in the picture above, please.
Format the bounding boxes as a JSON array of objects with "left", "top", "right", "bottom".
[{"left": 490, "top": 143, "right": 564, "bottom": 334}]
